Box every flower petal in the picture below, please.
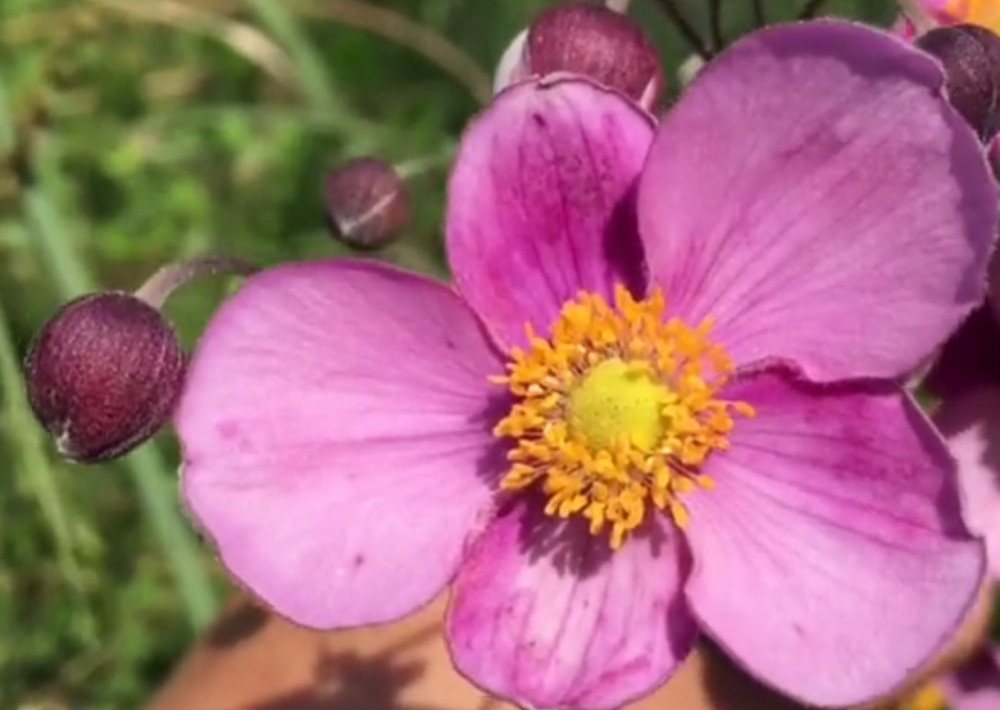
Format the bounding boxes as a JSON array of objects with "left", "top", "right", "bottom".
[
  {"left": 638, "top": 20, "right": 997, "bottom": 381},
  {"left": 682, "top": 371, "right": 985, "bottom": 706},
  {"left": 934, "top": 386, "right": 1000, "bottom": 578},
  {"left": 446, "top": 502, "right": 696, "bottom": 710},
  {"left": 493, "top": 29, "right": 529, "bottom": 93},
  {"left": 177, "top": 260, "right": 506, "bottom": 629},
  {"left": 446, "top": 77, "right": 655, "bottom": 348}
]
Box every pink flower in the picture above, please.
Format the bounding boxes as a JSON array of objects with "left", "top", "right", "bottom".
[
  {"left": 896, "top": 2, "right": 1000, "bottom": 322},
  {"left": 936, "top": 387, "right": 1000, "bottom": 581},
  {"left": 176, "top": 21, "right": 996, "bottom": 710},
  {"left": 902, "top": 391, "right": 1000, "bottom": 710}
]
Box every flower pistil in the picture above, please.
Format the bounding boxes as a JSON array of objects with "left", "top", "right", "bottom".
[{"left": 492, "top": 285, "right": 755, "bottom": 549}]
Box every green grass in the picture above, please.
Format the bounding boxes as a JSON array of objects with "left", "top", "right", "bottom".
[{"left": 0, "top": 0, "right": 908, "bottom": 707}]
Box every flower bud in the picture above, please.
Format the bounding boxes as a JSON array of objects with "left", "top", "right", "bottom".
[
  {"left": 323, "top": 157, "right": 411, "bottom": 250},
  {"left": 916, "top": 24, "right": 1000, "bottom": 142},
  {"left": 494, "top": 2, "right": 663, "bottom": 110},
  {"left": 24, "top": 292, "right": 185, "bottom": 463}
]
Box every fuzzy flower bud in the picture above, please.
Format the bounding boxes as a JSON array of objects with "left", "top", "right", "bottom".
[
  {"left": 24, "top": 292, "right": 185, "bottom": 463},
  {"left": 494, "top": 2, "right": 663, "bottom": 110},
  {"left": 916, "top": 24, "right": 1000, "bottom": 143},
  {"left": 323, "top": 157, "right": 411, "bottom": 250},
  {"left": 23, "top": 256, "right": 253, "bottom": 464}
]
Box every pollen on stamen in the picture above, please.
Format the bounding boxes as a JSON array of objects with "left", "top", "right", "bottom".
[{"left": 491, "top": 286, "right": 754, "bottom": 549}]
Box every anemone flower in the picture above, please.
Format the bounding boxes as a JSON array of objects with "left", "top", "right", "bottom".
[{"left": 176, "top": 20, "right": 996, "bottom": 710}]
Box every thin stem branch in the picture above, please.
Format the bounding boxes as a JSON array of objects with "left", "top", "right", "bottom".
[
  {"left": 708, "top": 0, "right": 723, "bottom": 52},
  {"left": 649, "top": 0, "right": 711, "bottom": 60},
  {"left": 134, "top": 255, "right": 257, "bottom": 309},
  {"left": 393, "top": 141, "right": 456, "bottom": 180},
  {"left": 292, "top": 0, "right": 493, "bottom": 104},
  {"left": 751, "top": 0, "right": 765, "bottom": 27},
  {"left": 798, "top": 0, "right": 828, "bottom": 19},
  {"left": 678, "top": 54, "right": 706, "bottom": 85},
  {"left": 88, "top": 0, "right": 299, "bottom": 91}
]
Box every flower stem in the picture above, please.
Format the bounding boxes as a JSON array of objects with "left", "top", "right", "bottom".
[
  {"left": 393, "top": 141, "right": 456, "bottom": 181},
  {"left": 798, "top": 0, "right": 828, "bottom": 19},
  {"left": 708, "top": 0, "right": 723, "bottom": 52},
  {"left": 134, "top": 255, "right": 258, "bottom": 310},
  {"left": 649, "top": 0, "right": 711, "bottom": 59},
  {"left": 294, "top": 0, "right": 492, "bottom": 105},
  {"left": 751, "top": 0, "right": 765, "bottom": 27}
]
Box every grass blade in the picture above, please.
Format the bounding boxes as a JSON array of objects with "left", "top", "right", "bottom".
[
  {"left": 0, "top": 299, "right": 93, "bottom": 633},
  {"left": 21, "top": 133, "right": 218, "bottom": 630}
]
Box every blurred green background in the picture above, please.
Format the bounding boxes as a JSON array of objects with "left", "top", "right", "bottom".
[{"left": 0, "top": 0, "right": 895, "bottom": 707}]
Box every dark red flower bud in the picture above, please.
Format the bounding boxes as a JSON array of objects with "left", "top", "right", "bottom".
[
  {"left": 917, "top": 24, "right": 1000, "bottom": 143},
  {"left": 495, "top": 2, "right": 663, "bottom": 110},
  {"left": 24, "top": 292, "right": 185, "bottom": 463},
  {"left": 323, "top": 157, "right": 411, "bottom": 250}
]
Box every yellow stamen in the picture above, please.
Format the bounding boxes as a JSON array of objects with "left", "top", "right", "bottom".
[
  {"left": 898, "top": 682, "right": 947, "bottom": 710},
  {"left": 492, "top": 285, "right": 754, "bottom": 549}
]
